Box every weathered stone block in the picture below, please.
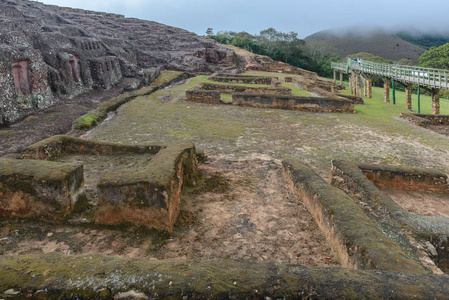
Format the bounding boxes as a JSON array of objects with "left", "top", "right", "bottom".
[
  {"left": 199, "top": 82, "right": 291, "bottom": 95},
  {"left": 185, "top": 89, "right": 221, "bottom": 103},
  {"left": 400, "top": 113, "right": 449, "bottom": 127},
  {"left": 232, "top": 93, "right": 355, "bottom": 113},
  {"left": 357, "top": 162, "right": 449, "bottom": 193},
  {"left": 282, "top": 160, "right": 427, "bottom": 274},
  {"left": 95, "top": 142, "right": 198, "bottom": 231},
  {"left": 337, "top": 94, "right": 365, "bottom": 104},
  {"left": 0, "top": 158, "right": 83, "bottom": 218},
  {"left": 208, "top": 73, "right": 274, "bottom": 85}
]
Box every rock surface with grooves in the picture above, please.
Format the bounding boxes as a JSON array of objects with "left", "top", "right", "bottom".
[{"left": 0, "top": 0, "right": 235, "bottom": 125}]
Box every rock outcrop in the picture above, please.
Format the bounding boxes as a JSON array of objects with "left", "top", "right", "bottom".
[{"left": 0, "top": 0, "right": 235, "bottom": 125}]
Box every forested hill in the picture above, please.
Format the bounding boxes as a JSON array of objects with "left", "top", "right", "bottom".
[
  {"left": 305, "top": 29, "right": 426, "bottom": 63},
  {"left": 397, "top": 32, "right": 449, "bottom": 50}
]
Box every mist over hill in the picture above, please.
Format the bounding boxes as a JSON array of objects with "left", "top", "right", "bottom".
[{"left": 305, "top": 27, "right": 449, "bottom": 63}]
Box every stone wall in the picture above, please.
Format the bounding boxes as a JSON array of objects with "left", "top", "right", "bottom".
[
  {"left": 0, "top": 157, "right": 83, "bottom": 219},
  {"left": 208, "top": 73, "right": 274, "bottom": 85},
  {"left": 199, "top": 82, "right": 291, "bottom": 95},
  {"left": 232, "top": 93, "right": 355, "bottom": 113},
  {"left": 185, "top": 89, "right": 222, "bottom": 103},
  {"left": 1, "top": 135, "right": 198, "bottom": 231},
  {"left": 400, "top": 113, "right": 449, "bottom": 126},
  {"left": 337, "top": 94, "right": 365, "bottom": 104},
  {"left": 283, "top": 160, "right": 427, "bottom": 273},
  {"left": 96, "top": 142, "right": 198, "bottom": 232},
  {"left": 357, "top": 162, "right": 449, "bottom": 194},
  {"left": 331, "top": 160, "right": 449, "bottom": 274}
]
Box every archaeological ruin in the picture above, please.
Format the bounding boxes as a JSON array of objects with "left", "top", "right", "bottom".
[{"left": 1, "top": 0, "right": 449, "bottom": 299}]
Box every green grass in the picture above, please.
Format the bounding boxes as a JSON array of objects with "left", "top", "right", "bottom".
[
  {"left": 221, "top": 94, "right": 232, "bottom": 102},
  {"left": 281, "top": 82, "right": 311, "bottom": 97},
  {"left": 338, "top": 81, "right": 449, "bottom": 115},
  {"left": 88, "top": 72, "right": 449, "bottom": 179}
]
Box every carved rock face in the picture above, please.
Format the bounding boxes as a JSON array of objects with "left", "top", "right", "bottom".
[
  {"left": 0, "top": 0, "right": 235, "bottom": 125},
  {"left": 12, "top": 61, "right": 31, "bottom": 96}
]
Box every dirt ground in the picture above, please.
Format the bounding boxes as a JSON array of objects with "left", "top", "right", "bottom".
[
  {"left": 381, "top": 188, "right": 449, "bottom": 218},
  {"left": 427, "top": 124, "right": 449, "bottom": 137},
  {"left": 0, "top": 157, "right": 338, "bottom": 267}
]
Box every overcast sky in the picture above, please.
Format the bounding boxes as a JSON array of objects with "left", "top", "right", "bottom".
[{"left": 38, "top": 0, "right": 449, "bottom": 38}]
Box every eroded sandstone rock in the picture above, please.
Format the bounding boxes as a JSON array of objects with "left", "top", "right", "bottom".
[{"left": 0, "top": 0, "right": 235, "bottom": 125}]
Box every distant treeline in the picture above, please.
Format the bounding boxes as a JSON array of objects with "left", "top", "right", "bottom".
[
  {"left": 207, "top": 28, "right": 449, "bottom": 84},
  {"left": 207, "top": 28, "right": 341, "bottom": 78}
]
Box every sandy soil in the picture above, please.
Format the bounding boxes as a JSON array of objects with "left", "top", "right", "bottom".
[
  {"left": 0, "top": 158, "right": 338, "bottom": 267},
  {"left": 381, "top": 188, "right": 449, "bottom": 218}
]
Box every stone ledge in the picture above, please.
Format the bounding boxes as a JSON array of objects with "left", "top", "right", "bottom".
[
  {"left": 19, "top": 135, "right": 162, "bottom": 161},
  {"left": 356, "top": 162, "right": 449, "bottom": 193},
  {"left": 1, "top": 253, "right": 448, "bottom": 298},
  {"left": 282, "top": 160, "right": 426, "bottom": 273},
  {"left": 0, "top": 157, "right": 83, "bottom": 219},
  {"left": 208, "top": 73, "right": 275, "bottom": 85},
  {"left": 95, "top": 142, "right": 197, "bottom": 232},
  {"left": 331, "top": 160, "right": 449, "bottom": 274},
  {"left": 1, "top": 135, "right": 197, "bottom": 231},
  {"left": 400, "top": 113, "right": 449, "bottom": 126},
  {"left": 185, "top": 89, "right": 221, "bottom": 103},
  {"left": 337, "top": 94, "right": 365, "bottom": 104},
  {"left": 233, "top": 93, "right": 355, "bottom": 113},
  {"left": 199, "top": 82, "right": 291, "bottom": 95}
]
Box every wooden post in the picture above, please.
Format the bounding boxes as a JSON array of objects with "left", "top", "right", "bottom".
[
  {"left": 355, "top": 72, "right": 360, "bottom": 96},
  {"left": 384, "top": 78, "right": 390, "bottom": 103},
  {"left": 405, "top": 83, "right": 412, "bottom": 110},
  {"left": 333, "top": 70, "right": 336, "bottom": 83},
  {"left": 340, "top": 72, "right": 343, "bottom": 85},
  {"left": 432, "top": 88, "right": 440, "bottom": 114}
]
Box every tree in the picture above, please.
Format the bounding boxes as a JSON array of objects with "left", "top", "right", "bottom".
[
  {"left": 419, "top": 43, "right": 449, "bottom": 69},
  {"left": 206, "top": 28, "right": 214, "bottom": 37},
  {"left": 397, "top": 58, "right": 414, "bottom": 66},
  {"left": 305, "top": 40, "right": 337, "bottom": 61},
  {"left": 208, "top": 28, "right": 308, "bottom": 71}
]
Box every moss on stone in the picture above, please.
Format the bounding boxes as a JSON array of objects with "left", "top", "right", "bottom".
[
  {"left": 282, "top": 159, "right": 427, "bottom": 274},
  {"left": 0, "top": 254, "right": 448, "bottom": 298}
]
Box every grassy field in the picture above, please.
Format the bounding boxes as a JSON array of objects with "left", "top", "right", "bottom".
[
  {"left": 86, "top": 73, "right": 449, "bottom": 180},
  {"left": 339, "top": 82, "right": 449, "bottom": 115}
]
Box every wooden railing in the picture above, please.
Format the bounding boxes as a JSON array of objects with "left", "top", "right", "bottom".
[{"left": 332, "top": 59, "right": 449, "bottom": 90}]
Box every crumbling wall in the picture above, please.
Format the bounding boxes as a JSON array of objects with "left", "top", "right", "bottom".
[
  {"left": 232, "top": 93, "right": 355, "bottom": 113},
  {"left": 209, "top": 73, "right": 274, "bottom": 85},
  {"left": 199, "top": 82, "right": 291, "bottom": 95},
  {"left": 400, "top": 113, "right": 449, "bottom": 127},
  {"left": 185, "top": 89, "right": 221, "bottom": 103}
]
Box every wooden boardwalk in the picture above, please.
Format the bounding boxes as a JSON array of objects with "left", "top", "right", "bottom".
[{"left": 332, "top": 59, "right": 449, "bottom": 90}]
